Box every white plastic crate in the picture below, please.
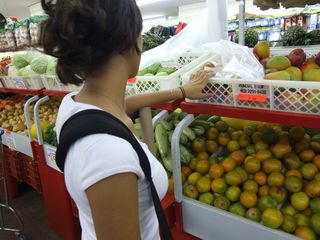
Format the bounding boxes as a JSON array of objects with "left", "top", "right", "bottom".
[
  {"left": 182, "top": 54, "right": 320, "bottom": 115},
  {"left": 126, "top": 52, "right": 209, "bottom": 96},
  {"left": 2, "top": 76, "right": 16, "bottom": 88},
  {"left": 3, "top": 76, "right": 44, "bottom": 90},
  {"left": 41, "top": 75, "right": 82, "bottom": 92}
]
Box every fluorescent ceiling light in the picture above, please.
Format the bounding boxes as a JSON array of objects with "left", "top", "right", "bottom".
[{"left": 137, "top": 0, "right": 163, "bottom": 7}]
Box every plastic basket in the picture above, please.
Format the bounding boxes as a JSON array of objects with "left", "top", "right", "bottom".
[
  {"left": 21, "top": 154, "right": 42, "bottom": 193},
  {"left": 41, "top": 75, "right": 82, "bottom": 92},
  {"left": 2, "top": 77, "right": 16, "bottom": 88},
  {"left": 126, "top": 52, "right": 209, "bottom": 96},
  {"left": 182, "top": 53, "right": 320, "bottom": 115}
]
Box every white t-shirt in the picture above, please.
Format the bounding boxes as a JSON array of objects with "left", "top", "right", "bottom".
[{"left": 55, "top": 93, "right": 168, "bottom": 240}]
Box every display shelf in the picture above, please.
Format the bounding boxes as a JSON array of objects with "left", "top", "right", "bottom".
[
  {"left": 42, "top": 89, "right": 70, "bottom": 98},
  {"left": 0, "top": 87, "right": 43, "bottom": 95},
  {"left": 181, "top": 102, "right": 320, "bottom": 129},
  {"left": 152, "top": 100, "right": 182, "bottom": 111}
]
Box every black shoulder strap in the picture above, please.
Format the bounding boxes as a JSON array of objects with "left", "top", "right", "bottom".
[{"left": 56, "top": 109, "right": 172, "bottom": 240}]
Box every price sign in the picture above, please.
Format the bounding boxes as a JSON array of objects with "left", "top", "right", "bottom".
[
  {"left": 46, "top": 145, "right": 56, "bottom": 163},
  {"left": 5, "top": 130, "right": 16, "bottom": 150},
  {"left": 12, "top": 77, "right": 27, "bottom": 89},
  {"left": 236, "top": 83, "right": 269, "bottom": 103}
]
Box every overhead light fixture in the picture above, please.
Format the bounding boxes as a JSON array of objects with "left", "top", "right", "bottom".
[{"left": 137, "top": 0, "right": 163, "bottom": 7}]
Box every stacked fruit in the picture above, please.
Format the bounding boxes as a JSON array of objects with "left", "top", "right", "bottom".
[{"left": 176, "top": 115, "right": 320, "bottom": 240}]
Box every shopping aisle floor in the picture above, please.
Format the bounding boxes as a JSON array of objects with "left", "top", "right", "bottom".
[{"left": 0, "top": 184, "right": 62, "bottom": 240}]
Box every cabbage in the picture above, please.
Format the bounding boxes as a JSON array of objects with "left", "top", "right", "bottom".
[
  {"left": 46, "top": 58, "right": 57, "bottom": 75},
  {"left": 12, "top": 53, "right": 29, "bottom": 69},
  {"left": 25, "top": 51, "right": 42, "bottom": 63},
  {"left": 30, "top": 56, "right": 48, "bottom": 74},
  {"left": 7, "top": 66, "right": 19, "bottom": 77},
  {"left": 16, "top": 67, "right": 27, "bottom": 76},
  {"left": 24, "top": 65, "right": 39, "bottom": 76}
]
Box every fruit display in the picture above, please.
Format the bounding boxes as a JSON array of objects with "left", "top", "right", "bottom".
[
  {"left": 161, "top": 113, "right": 320, "bottom": 239},
  {"left": 282, "top": 26, "right": 320, "bottom": 47},
  {"left": 234, "top": 28, "right": 259, "bottom": 48},
  {"left": 138, "top": 62, "right": 177, "bottom": 77}
]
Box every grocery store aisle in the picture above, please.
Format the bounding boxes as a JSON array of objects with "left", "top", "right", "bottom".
[{"left": 0, "top": 185, "right": 62, "bottom": 240}]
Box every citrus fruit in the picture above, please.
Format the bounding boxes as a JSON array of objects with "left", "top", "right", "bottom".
[
  {"left": 258, "top": 185, "right": 270, "bottom": 197},
  {"left": 310, "top": 213, "right": 320, "bottom": 234},
  {"left": 192, "top": 138, "right": 206, "bottom": 153},
  {"left": 239, "top": 135, "right": 251, "bottom": 148},
  {"left": 199, "top": 192, "right": 214, "bottom": 205},
  {"left": 188, "top": 172, "right": 202, "bottom": 186},
  {"left": 206, "top": 140, "right": 218, "bottom": 154},
  {"left": 258, "top": 196, "right": 278, "bottom": 211},
  {"left": 256, "top": 150, "right": 273, "bottom": 162},
  {"left": 262, "top": 208, "right": 283, "bottom": 229},
  {"left": 315, "top": 173, "right": 320, "bottom": 181},
  {"left": 310, "top": 198, "right": 320, "bottom": 213},
  {"left": 211, "top": 178, "right": 227, "bottom": 194},
  {"left": 206, "top": 127, "right": 219, "bottom": 140},
  {"left": 295, "top": 226, "right": 317, "bottom": 240},
  {"left": 313, "top": 155, "right": 320, "bottom": 170},
  {"left": 196, "top": 176, "right": 211, "bottom": 193},
  {"left": 197, "top": 152, "right": 209, "bottom": 161},
  {"left": 246, "top": 145, "right": 256, "bottom": 155},
  {"left": 301, "top": 163, "right": 318, "bottom": 180},
  {"left": 263, "top": 158, "right": 282, "bottom": 174},
  {"left": 218, "top": 132, "right": 231, "bottom": 146},
  {"left": 215, "top": 121, "right": 229, "bottom": 132},
  {"left": 269, "top": 186, "right": 286, "bottom": 203},
  {"left": 285, "top": 176, "right": 303, "bottom": 193},
  {"left": 234, "top": 167, "right": 248, "bottom": 183},
  {"left": 229, "top": 202, "right": 246, "bottom": 217},
  {"left": 271, "top": 143, "right": 292, "bottom": 159},
  {"left": 281, "top": 214, "right": 297, "bottom": 233},
  {"left": 243, "top": 180, "right": 259, "bottom": 193},
  {"left": 230, "top": 150, "right": 246, "bottom": 166},
  {"left": 283, "top": 152, "right": 301, "bottom": 170},
  {"left": 268, "top": 172, "right": 285, "bottom": 187},
  {"left": 168, "top": 178, "right": 174, "bottom": 194},
  {"left": 214, "top": 196, "right": 230, "bottom": 210},
  {"left": 291, "top": 192, "right": 310, "bottom": 211},
  {"left": 245, "top": 207, "right": 261, "bottom": 222},
  {"left": 208, "top": 156, "right": 219, "bottom": 165},
  {"left": 282, "top": 204, "right": 298, "bottom": 217},
  {"left": 295, "top": 141, "right": 310, "bottom": 154},
  {"left": 251, "top": 132, "right": 262, "bottom": 144},
  {"left": 244, "top": 158, "right": 261, "bottom": 174},
  {"left": 304, "top": 180, "right": 320, "bottom": 198},
  {"left": 225, "top": 186, "right": 241, "bottom": 202},
  {"left": 225, "top": 171, "right": 242, "bottom": 186},
  {"left": 196, "top": 160, "right": 210, "bottom": 174},
  {"left": 181, "top": 166, "right": 192, "bottom": 177},
  {"left": 222, "top": 157, "right": 236, "bottom": 172},
  {"left": 289, "top": 126, "right": 305, "bottom": 142},
  {"left": 209, "top": 163, "right": 224, "bottom": 179},
  {"left": 183, "top": 185, "right": 199, "bottom": 199},
  {"left": 262, "top": 128, "right": 279, "bottom": 145},
  {"left": 255, "top": 141, "right": 269, "bottom": 151},
  {"left": 231, "top": 131, "right": 243, "bottom": 141},
  {"left": 240, "top": 191, "right": 257, "bottom": 208},
  {"left": 278, "top": 132, "right": 290, "bottom": 144},
  {"left": 296, "top": 214, "right": 310, "bottom": 227},
  {"left": 227, "top": 140, "right": 240, "bottom": 153},
  {"left": 189, "top": 159, "right": 198, "bottom": 171},
  {"left": 300, "top": 149, "right": 316, "bottom": 162},
  {"left": 310, "top": 141, "right": 320, "bottom": 154},
  {"left": 286, "top": 170, "right": 303, "bottom": 179},
  {"left": 254, "top": 171, "right": 267, "bottom": 186},
  {"left": 302, "top": 207, "right": 313, "bottom": 217}
]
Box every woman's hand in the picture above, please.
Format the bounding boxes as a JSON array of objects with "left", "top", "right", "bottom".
[{"left": 182, "top": 70, "right": 215, "bottom": 100}]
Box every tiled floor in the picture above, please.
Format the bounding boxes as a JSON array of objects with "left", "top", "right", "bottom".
[{"left": 0, "top": 185, "right": 62, "bottom": 240}]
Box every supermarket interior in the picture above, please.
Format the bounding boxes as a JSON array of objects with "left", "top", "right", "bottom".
[{"left": 1, "top": 0, "right": 320, "bottom": 239}]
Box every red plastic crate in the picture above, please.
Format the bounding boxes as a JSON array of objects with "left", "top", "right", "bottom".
[
  {"left": 20, "top": 153, "right": 42, "bottom": 193},
  {"left": 3, "top": 146, "right": 23, "bottom": 181}
]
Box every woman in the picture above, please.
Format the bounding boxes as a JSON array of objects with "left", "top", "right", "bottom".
[{"left": 41, "top": 0, "right": 213, "bottom": 239}]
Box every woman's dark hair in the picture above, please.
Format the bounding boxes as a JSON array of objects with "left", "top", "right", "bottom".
[{"left": 41, "top": 0, "right": 143, "bottom": 85}]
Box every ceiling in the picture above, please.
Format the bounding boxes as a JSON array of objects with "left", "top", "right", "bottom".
[{"left": 0, "top": 0, "right": 205, "bottom": 20}]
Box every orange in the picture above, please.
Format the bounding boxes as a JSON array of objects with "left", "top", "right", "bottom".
[
  {"left": 284, "top": 176, "right": 303, "bottom": 193},
  {"left": 225, "top": 171, "right": 242, "bottom": 186},
  {"left": 192, "top": 138, "right": 206, "bottom": 153},
  {"left": 234, "top": 167, "right": 248, "bottom": 183},
  {"left": 244, "top": 158, "right": 261, "bottom": 174},
  {"left": 206, "top": 127, "right": 219, "bottom": 140},
  {"left": 291, "top": 192, "right": 310, "bottom": 211},
  {"left": 258, "top": 185, "right": 270, "bottom": 197},
  {"left": 196, "top": 160, "right": 210, "bottom": 174},
  {"left": 230, "top": 150, "right": 247, "bottom": 166},
  {"left": 268, "top": 172, "right": 285, "bottom": 187},
  {"left": 269, "top": 186, "right": 287, "bottom": 203},
  {"left": 243, "top": 180, "right": 259, "bottom": 193},
  {"left": 313, "top": 155, "right": 320, "bottom": 170},
  {"left": 181, "top": 166, "right": 192, "bottom": 178},
  {"left": 271, "top": 143, "right": 292, "bottom": 159},
  {"left": 310, "top": 213, "right": 320, "bottom": 234},
  {"left": 206, "top": 140, "right": 218, "bottom": 154},
  {"left": 222, "top": 157, "right": 236, "bottom": 172},
  {"left": 300, "top": 149, "right": 316, "bottom": 162},
  {"left": 197, "top": 152, "right": 209, "bottom": 161},
  {"left": 196, "top": 176, "right": 211, "bottom": 193},
  {"left": 256, "top": 150, "right": 273, "bottom": 162},
  {"left": 284, "top": 152, "right": 301, "bottom": 170},
  {"left": 225, "top": 186, "right": 242, "bottom": 202},
  {"left": 209, "top": 163, "right": 224, "bottom": 179},
  {"left": 211, "top": 178, "right": 227, "bottom": 194},
  {"left": 167, "top": 178, "right": 174, "bottom": 194},
  {"left": 218, "top": 132, "right": 231, "bottom": 146},
  {"left": 262, "top": 158, "right": 282, "bottom": 174},
  {"left": 189, "top": 159, "right": 198, "bottom": 171},
  {"left": 295, "top": 227, "right": 317, "bottom": 240},
  {"left": 286, "top": 170, "right": 303, "bottom": 179},
  {"left": 295, "top": 141, "right": 310, "bottom": 154},
  {"left": 240, "top": 191, "right": 257, "bottom": 208},
  {"left": 304, "top": 180, "right": 320, "bottom": 198},
  {"left": 227, "top": 140, "right": 240, "bottom": 153},
  {"left": 239, "top": 135, "right": 251, "bottom": 148},
  {"left": 301, "top": 163, "right": 318, "bottom": 180},
  {"left": 251, "top": 132, "right": 262, "bottom": 144},
  {"left": 188, "top": 172, "right": 202, "bottom": 186},
  {"left": 262, "top": 208, "right": 284, "bottom": 229},
  {"left": 255, "top": 141, "right": 268, "bottom": 151},
  {"left": 254, "top": 171, "right": 267, "bottom": 186}
]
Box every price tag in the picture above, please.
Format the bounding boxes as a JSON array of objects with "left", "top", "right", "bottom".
[
  {"left": 127, "top": 77, "right": 137, "bottom": 84},
  {"left": 5, "top": 130, "right": 16, "bottom": 150},
  {"left": 236, "top": 83, "right": 269, "bottom": 103},
  {"left": 12, "top": 77, "right": 27, "bottom": 89},
  {"left": 237, "top": 94, "right": 267, "bottom": 103},
  {"left": 46, "top": 145, "right": 56, "bottom": 163}
]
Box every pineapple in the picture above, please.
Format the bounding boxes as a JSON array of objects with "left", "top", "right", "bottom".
[
  {"left": 282, "top": 26, "right": 306, "bottom": 46},
  {"left": 234, "top": 28, "right": 259, "bottom": 48}
]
